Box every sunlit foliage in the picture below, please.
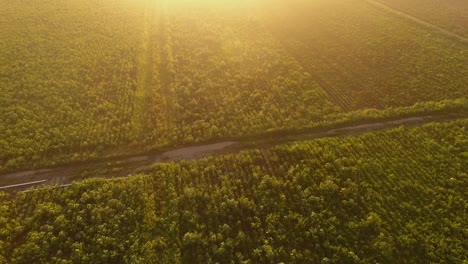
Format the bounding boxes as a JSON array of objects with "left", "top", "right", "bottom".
[
  {"left": 0, "top": 120, "right": 466, "bottom": 263},
  {"left": 0, "top": 0, "right": 466, "bottom": 173}
]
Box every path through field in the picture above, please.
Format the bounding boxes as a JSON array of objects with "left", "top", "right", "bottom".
[{"left": 0, "top": 114, "right": 464, "bottom": 191}]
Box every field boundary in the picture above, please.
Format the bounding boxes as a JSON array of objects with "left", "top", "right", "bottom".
[
  {"left": 1, "top": 113, "right": 466, "bottom": 191},
  {"left": 365, "top": 0, "right": 468, "bottom": 45}
]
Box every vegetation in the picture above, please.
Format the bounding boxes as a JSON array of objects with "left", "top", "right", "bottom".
[
  {"left": 0, "top": 0, "right": 467, "bottom": 173},
  {"left": 0, "top": 120, "right": 466, "bottom": 263},
  {"left": 375, "top": 0, "right": 468, "bottom": 38},
  {"left": 0, "top": 0, "right": 148, "bottom": 171},
  {"left": 152, "top": 6, "right": 338, "bottom": 144},
  {"left": 1, "top": 0, "right": 466, "bottom": 262},
  {"left": 263, "top": 0, "right": 468, "bottom": 110}
]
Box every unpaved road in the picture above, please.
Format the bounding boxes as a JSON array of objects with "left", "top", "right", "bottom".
[
  {"left": 0, "top": 114, "right": 463, "bottom": 192},
  {"left": 0, "top": 141, "right": 238, "bottom": 190},
  {"left": 366, "top": 0, "right": 468, "bottom": 44}
]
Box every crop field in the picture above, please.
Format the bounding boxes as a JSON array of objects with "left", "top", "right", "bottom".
[
  {"left": 1, "top": 0, "right": 467, "bottom": 262},
  {"left": 263, "top": 0, "right": 468, "bottom": 110},
  {"left": 160, "top": 7, "right": 342, "bottom": 141},
  {"left": 0, "top": 119, "right": 466, "bottom": 263},
  {"left": 0, "top": 0, "right": 149, "bottom": 170},
  {"left": 0, "top": 0, "right": 467, "bottom": 173},
  {"left": 375, "top": 0, "right": 468, "bottom": 38}
]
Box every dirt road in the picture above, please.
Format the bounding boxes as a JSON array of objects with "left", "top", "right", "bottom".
[{"left": 0, "top": 114, "right": 463, "bottom": 192}]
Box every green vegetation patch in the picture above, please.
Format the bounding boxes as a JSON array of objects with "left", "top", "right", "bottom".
[
  {"left": 1, "top": 120, "right": 466, "bottom": 263},
  {"left": 0, "top": 0, "right": 467, "bottom": 173}
]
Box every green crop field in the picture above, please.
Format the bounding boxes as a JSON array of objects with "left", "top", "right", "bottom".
[
  {"left": 1, "top": 0, "right": 467, "bottom": 262},
  {"left": 0, "top": 0, "right": 466, "bottom": 173},
  {"left": 0, "top": 0, "right": 148, "bottom": 171},
  {"left": 263, "top": 0, "right": 467, "bottom": 110},
  {"left": 1, "top": 120, "right": 466, "bottom": 263}
]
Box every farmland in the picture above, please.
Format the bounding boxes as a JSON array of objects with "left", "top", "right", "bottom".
[
  {"left": 1, "top": 0, "right": 468, "bottom": 261},
  {"left": 375, "top": 0, "right": 468, "bottom": 38},
  {"left": 0, "top": 0, "right": 148, "bottom": 171},
  {"left": 0, "top": 0, "right": 467, "bottom": 173},
  {"left": 262, "top": 0, "right": 468, "bottom": 110},
  {"left": 0, "top": 119, "right": 466, "bottom": 263}
]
